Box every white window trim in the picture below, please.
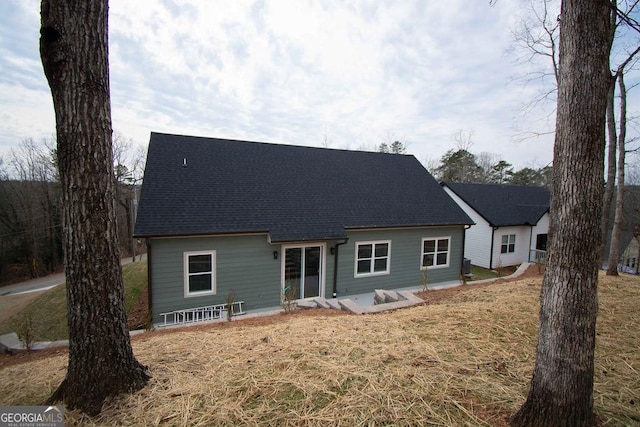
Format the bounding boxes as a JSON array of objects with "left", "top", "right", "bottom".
[
  {"left": 501, "top": 234, "right": 516, "bottom": 254},
  {"left": 421, "top": 236, "right": 451, "bottom": 270},
  {"left": 183, "top": 250, "right": 217, "bottom": 298},
  {"left": 354, "top": 240, "right": 391, "bottom": 278}
]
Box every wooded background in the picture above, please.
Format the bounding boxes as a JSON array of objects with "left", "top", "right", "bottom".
[{"left": 0, "top": 133, "right": 145, "bottom": 284}]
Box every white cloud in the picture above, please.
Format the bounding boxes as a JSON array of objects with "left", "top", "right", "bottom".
[{"left": 4, "top": 0, "right": 629, "bottom": 172}]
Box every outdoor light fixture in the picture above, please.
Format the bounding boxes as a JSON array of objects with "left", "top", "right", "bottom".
[
  {"left": 273, "top": 251, "right": 278, "bottom": 260},
  {"left": 330, "top": 247, "right": 335, "bottom": 255}
]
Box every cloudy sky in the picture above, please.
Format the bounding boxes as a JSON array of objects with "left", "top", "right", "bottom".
[{"left": 2, "top": 0, "right": 633, "bottom": 171}]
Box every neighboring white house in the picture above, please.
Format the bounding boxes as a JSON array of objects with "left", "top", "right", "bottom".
[
  {"left": 442, "top": 182, "right": 550, "bottom": 269},
  {"left": 621, "top": 235, "right": 640, "bottom": 273}
]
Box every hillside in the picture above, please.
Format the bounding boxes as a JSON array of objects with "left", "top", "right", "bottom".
[{"left": 0, "top": 271, "right": 638, "bottom": 426}]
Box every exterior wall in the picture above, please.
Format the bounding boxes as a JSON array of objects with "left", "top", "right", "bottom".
[
  {"left": 149, "top": 234, "right": 282, "bottom": 324},
  {"left": 149, "top": 226, "right": 465, "bottom": 323},
  {"left": 491, "top": 225, "right": 532, "bottom": 268},
  {"left": 443, "top": 187, "right": 492, "bottom": 268},
  {"left": 334, "top": 226, "right": 464, "bottom": 295},
  {"left": 622, "top": 237, "right": 640, "bottom": 272},
  {"left": 531, "top": 212, "right": 550, "bottom": 248}
]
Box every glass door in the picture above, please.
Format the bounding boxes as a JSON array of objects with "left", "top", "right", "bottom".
[
  {"left": 303, "top": 246, "right": 321, "bottom": 298},
  {"left": 283, "top": 245, "right": 323, "bottom": 299}
]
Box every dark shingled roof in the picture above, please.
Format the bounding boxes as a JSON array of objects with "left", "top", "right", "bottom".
[
  {"left": 134, "top": 133, "right": 473, "bottom": 241},
  {"left": 442, "top": 182, "right": 550, "bottom": 227}
]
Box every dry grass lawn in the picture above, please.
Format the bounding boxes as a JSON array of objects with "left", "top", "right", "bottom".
[
  {"left": 0, "top": 292, "right": 42, "bottom": 324},
  {"left": 0, "top": 271, "right": 638, "bottom": 426}
]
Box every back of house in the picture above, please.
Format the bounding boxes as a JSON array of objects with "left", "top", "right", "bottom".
[{"left": 134, "top": 133, "right": 473, "bottom": 325}]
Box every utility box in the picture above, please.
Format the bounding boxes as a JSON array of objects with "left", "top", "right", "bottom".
[{"left": 462, "top": 258, "right": 472, "bottom": 277}]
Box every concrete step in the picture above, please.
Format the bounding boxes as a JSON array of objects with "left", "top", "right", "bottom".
[
  {"left": 313, "top": 297, "right": 331, "bottom": 309},
  {"left": 338, "top": 299, "right": 370, "bottom": 315},
  {"left": 326, "top": 298, "right": 342, "bottom": 311},
  {"left": 296, "top": 300, "right": 318, "bottom": 309}
]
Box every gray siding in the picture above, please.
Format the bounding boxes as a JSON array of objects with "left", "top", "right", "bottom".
[
  {"left": 334, "top": 227, "right": 464, "bottom": 296},
  {"left": 149, "top": 226, "right": 464, "bottom": 323},
  {"left": 150, "top": 234, "right": 281, "bottom": 324}
]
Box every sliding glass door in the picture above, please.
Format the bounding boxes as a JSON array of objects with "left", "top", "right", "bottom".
[{"left": 282, "top": 244, "right": 324, "bottom": 299}]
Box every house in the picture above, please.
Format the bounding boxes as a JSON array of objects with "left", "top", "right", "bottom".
[
  {"left": 602, "top": 185, "right": 640, "bottom": 267},
  {"left": 441, "top": 182, "right": 550, "bottom": 269},
  {"left": 621, "top": 235, "right": 640, "bottom": 273},
  {"left": 134, "top": 133, "right": 473, "bottom": 324}
]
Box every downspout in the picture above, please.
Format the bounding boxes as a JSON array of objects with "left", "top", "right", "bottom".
[
  {"left": 332, "top": 238, "right": 349, "bottom": 298},
  {"left": 489, "top": 227, "right": 498, "bottom": 270},
  {"left": 146, "top": 240, "right": 153, "bottom": 321},
  {"left": 529, "top": 225, "right": 534, "bottom": 263}
]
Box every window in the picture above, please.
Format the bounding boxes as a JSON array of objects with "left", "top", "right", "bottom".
[
  {"left": 355, "top": 241, "right": 391, "bottom": 276},
  {"left": 184, "top": 251, "right": 216, "bottom": 297},
  {"left": 501, "top": 234, "right": 516, "bottom": 254},
  {"left": 422, "top": 237, "right": 450, "bottom": 269}
]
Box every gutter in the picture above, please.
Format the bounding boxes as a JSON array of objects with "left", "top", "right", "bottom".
[
  {"left": 135, "top": 229, "right": 270, "bottom": 240},
  {"left": 332, "top": 238, "right": 349, "bottom": 298}
]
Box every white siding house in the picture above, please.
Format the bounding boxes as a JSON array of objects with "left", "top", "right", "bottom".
[{"left": 442, "top": 183, "right": 551, "bottom": 269}]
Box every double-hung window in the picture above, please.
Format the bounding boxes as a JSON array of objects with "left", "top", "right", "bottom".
[
  {"left": 355, "top": 241, "right": 391, "bottom": 276},
  {"left": 422, "top": 237, "right": 450, "bottom": 269},
  {"left": 184, "top": 251, "right": 216, "bottom": 297},
  {"left": 501, "top": 234, "right": 516, "bottom": 254}
]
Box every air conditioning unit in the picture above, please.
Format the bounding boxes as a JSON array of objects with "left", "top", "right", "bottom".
[{"left": 462, "top": 258, "right": 472, "bottom": 277}]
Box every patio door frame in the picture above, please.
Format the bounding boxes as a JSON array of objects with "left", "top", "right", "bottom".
[{"left": 280, "top": 242, "right": 326, "bottom": 300}]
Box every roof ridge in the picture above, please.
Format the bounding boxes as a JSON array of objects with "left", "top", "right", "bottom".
[{"left": 150, "top": 131, "right": 416, "bottom": 157}]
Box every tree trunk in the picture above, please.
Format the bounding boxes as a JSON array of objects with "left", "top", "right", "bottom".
[
  {"left": 601, "top": 1, "right": 620, "bottom": 264},
  {"left": 607, "top": 73, "right": 627, "bottom": 276},
  {"left": 40, "top": 0, "right": 149, "bottom": 415},
  {"left": 510, "top": 1, "right": 611, "bottom": 426},
  {"left": 601, "top": 76, "right": 617, "bottom": 261}
]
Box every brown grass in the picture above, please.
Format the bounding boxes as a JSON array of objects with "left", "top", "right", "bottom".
[
  {"left": 0, "top": 271, "right": 638, "bottom": 426},
  {"left": 0, "top": 292, "right": 42, "bottom": 324}
]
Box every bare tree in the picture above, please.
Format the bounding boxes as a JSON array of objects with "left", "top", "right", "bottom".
[
  {"left": 476, "top": 152, "right": 499, "bottom": 183},
  {"left": 601, "top": 2, "right": 640, "bottom": 262},
  {"left": 421, "top": 156, "right": 440, "bottom": 175},
  {"left": 112, "top": 131, "right": 146, "bottom": 260},
  {"left": 511, "top": 1, "right": 612, "bottom": 425},
  {"left": 607, "top": 72, "right": 629, "bottom": 275},
  {"left": 453, "top": 128, "right": 475, "bottom": 152},
  {"left": 40, "top": 0, "right": 148, "bottom": 415},
  {"left": 0, "top": 133, "right": 143, "bottom": 282},
  {"left": 603, "top": 73, "right": 619, "bottom": 254},
  {"left": 511, "top": 0, "right": 560, "bottom": 107},
  {"left": 0, "top": 138, "right": 61, "bottom": 278},
  {"left": 513, "top": 0, "right": 640, "bottom": 266},
  {"left": 626, "top": 152, "right": 640, "bottom": 184}
]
